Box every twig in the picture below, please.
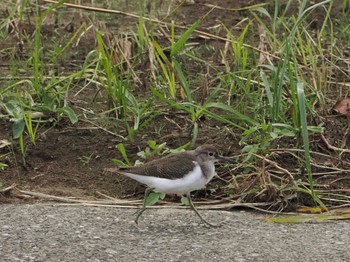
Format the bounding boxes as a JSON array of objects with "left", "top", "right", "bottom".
[
  {"left": 328, "top": 204, "right": 350, "bottom": 209},
  {"left": 95, "top": 191, "right": 140, "bottom": 204},
  {"left": 78, "top": 119, "right": 126, "bottom": 139},
  {"left": 17, "top": 189, "right": 139, "bottom": 205},
  {"left": 253, "top": 154, "right": 296, "bottom": 185},
  {"left": 0, "top": 184, "right": 16, "bottom": 194},
  {"left": 319, "top": 133, "right": 350, "bottom": 153},
  {"left": 271, "top": 148, "right": 350, "bottom": 166},
  {"left": 272, "top": 148, "right": 334, "bottom": 158},
  {"left": 319, "top": 197, "right": 350, "bottom": 204},
  {"left": 15, "top": 189, "right": 289, "bottom": 213},
  {"left": 164, "top": 115, "right": 184, "bottom": 130}
]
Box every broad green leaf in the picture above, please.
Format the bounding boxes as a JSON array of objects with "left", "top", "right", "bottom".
[
  {"left": 12, "top": 119, "right": 25, "bottom": 139},
  {"left": 145, "top": 192, "right": 165, "bottom": 207},
  {"left": 254, "top": 7, "right": 272, "bottom": 19},
  {"left": 181, "top": 196, "right": 190, "bottom": 206},
  {"left": 277, "top": 128, "right": 295, "bottom": 137},
  {"left": 2, "top": 99, "right": 23, "bottom": 119},
  {"left": 147, "top": 140, "right": 157, "bottom": 149},
  {"left": 241, "top": 144, "right": 259, "bottom": 154},
  {"left": 270, "top": 131, "right": 279, "bottom": 139},
  {"left": 307, "top": 126, "right": 324, "bottom": 133},
  {"left": 59, "top": 106, "right": 78, "bottom": 124}
]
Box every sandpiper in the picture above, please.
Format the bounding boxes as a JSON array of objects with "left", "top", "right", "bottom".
[{"left": 109, "top": 144, "right": 234, "bottom": 227}]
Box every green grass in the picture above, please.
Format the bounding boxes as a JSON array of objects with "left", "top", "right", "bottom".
[
  {"left": 0, "top": 0, "right": 79, "bottom": 163},
  {"left": 0, "top": 0, "right": 349, "bottom": 209}
]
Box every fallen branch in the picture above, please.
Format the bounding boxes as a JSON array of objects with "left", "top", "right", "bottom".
[
  {"left": 17, "top": 189, "right": 140, "bottom": 205},
  {"left": 320, "top": 133, "right": 350, "bottom": 153}
]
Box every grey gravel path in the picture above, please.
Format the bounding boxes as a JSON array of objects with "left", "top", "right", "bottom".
[{"left": 1, "top": 204, "right": 349, "bottom": 262}]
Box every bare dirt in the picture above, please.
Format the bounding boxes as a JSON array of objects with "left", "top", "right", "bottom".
[{"left": 1, "top": 0, "right": 350, "bottom": 208}]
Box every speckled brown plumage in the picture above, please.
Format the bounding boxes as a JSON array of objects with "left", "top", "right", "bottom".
[{"left": 118, "top": 145, "right": 221, "bottom": 179}]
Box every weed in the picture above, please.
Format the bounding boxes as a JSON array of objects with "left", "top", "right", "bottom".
[
  {"left": 1, "top": 0, "right": 348, "bottom": 210},
  {"left": 1, "top": 0, "right": 80, "bottom": 164},
  {"left": 114, "top": 141, "right": 189, "bottom": 167},
  {"left": 114, "top": 143, "right": 131, "bottom": 167},
  {"left": 79, "top": 153, "right": 94, "bottom": 167},
  {"left": 94, "top": 31, "right": 156, "bottom": 142}
]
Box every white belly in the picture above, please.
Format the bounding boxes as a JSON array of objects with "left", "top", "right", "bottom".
[{"left": 124, "top": 164, "right": 215, "bottom": 194}]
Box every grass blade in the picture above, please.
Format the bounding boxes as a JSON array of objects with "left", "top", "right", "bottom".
[
  {"left": 116, "top": 143, "right": 131, "bottom": 166},
  {"left": 297, "top": 82, "right": 326, "bottom": 209}
]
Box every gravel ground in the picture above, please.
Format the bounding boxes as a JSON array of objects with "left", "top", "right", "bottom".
[{"left": 1, "top": 204, "right": 349, "bottom": 262}]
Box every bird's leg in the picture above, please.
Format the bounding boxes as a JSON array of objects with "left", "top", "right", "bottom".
[
  {"left": 134, "top": 187, "right": 154, "bottom": 224},
  {"left": 186, "top": 192, "right": 220, "bottom": 228}
]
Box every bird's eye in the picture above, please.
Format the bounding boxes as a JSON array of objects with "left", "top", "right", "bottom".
[{"left": 208, "top": 152, "right": 214, "bottom": 156}]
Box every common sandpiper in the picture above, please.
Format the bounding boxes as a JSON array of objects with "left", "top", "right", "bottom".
[{"left": 108, "top": 144, "right": 234, "bottom": 227}]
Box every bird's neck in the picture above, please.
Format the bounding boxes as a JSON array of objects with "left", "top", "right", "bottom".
[{"left": 199, "top": 161, "right": 216, "bottom": 182}]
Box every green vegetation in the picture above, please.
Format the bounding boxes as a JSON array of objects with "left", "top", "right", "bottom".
[{"left": 1, "top": 0, "right": 349, "bottom": 210}]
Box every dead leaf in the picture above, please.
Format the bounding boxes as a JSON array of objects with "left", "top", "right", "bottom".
[
  {"left": 258, "top": 25, "right": 268, "bottom": 65},
  {"left": 333, "top": 98, "right": 350, "bottom": 117},
  {"left": 0, "top": 139, "right": 11, "bottom": 149},
  {"left": 297, "top": 206, "right": 328, "bottom": 214}
]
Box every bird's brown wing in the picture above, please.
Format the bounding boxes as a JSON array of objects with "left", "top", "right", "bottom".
[{"left": 119, "top": 152, "right": 198, "bottom": 179}]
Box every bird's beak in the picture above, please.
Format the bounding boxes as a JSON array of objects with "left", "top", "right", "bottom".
[{"left": 216, "top": 156, "right": 235, "bottom": 164}]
